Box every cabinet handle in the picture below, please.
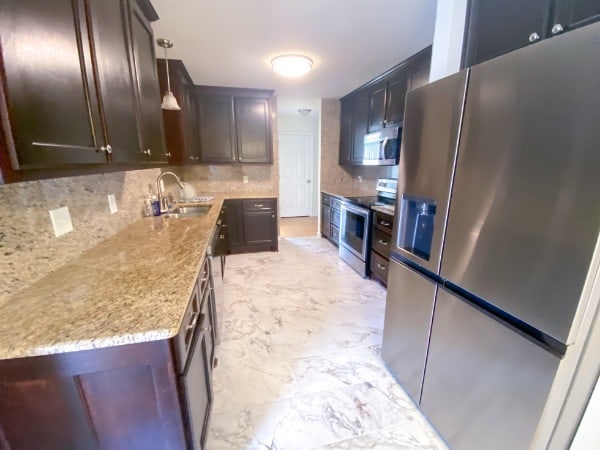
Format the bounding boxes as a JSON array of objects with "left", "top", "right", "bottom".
[
  {"left": 142, "top": 149, "right": 151, "bottom": 155},
  {"left": 164, "top": 152, "right": 171, "bottom": 157},
  {"left": 203, "top": 325, "right": 212, "bottom": 332},
  {"left": 380, "top": 221, "right": 391, "bottom": 226},
  {"left": 99, "top": 145, "right": 112, "bottom": 154},
  {"left": 238, "top": 157, "right": 242, "bottom": 162},
  {"left": 551, "top": 23, "right": 564, "bottom": 35},
  {"left": 377, "top": 263, "right": 387, "bottom": 270},
  {"left": 232, "top": 156, "right": 236, "bottom": 161},
  {"left": 254, "top": 204, "right": 264, "bottom": 208},
  {"left": 378, "top": 239, "right": 389, "bottom": 246},
  {"left": 186, "top": 315, "right": 198, "bottom": 332},
  {"left": 219, "top": 234, "right": 225, "bottom": 240},
  {"left": 528, "top": 32, "right": 541, "bottom": 43},
  {"left": 271, "top": 214, "right": 275, "bottom": 218}
]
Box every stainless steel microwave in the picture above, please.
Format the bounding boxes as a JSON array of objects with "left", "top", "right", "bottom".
[{"left": 362, "top": 127, "right": 400, "bottom": 165}]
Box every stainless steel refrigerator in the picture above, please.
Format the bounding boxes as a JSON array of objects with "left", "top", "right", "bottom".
[{"left": 382, "top": 22, "right": 600, "bottom": 450}]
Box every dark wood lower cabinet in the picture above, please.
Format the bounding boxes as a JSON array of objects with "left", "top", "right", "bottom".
[
  {"left": 0, "top": 255, "right": 217, "bottom": 450},
  {"left": 321, "top": 192, "right": 341, "bottom": 246},
  {"left": 223, "top": 198, "right": 278, "bottom": 254},
  {"left": 370, "top": 210, "right": 394, "bottom": 287}
]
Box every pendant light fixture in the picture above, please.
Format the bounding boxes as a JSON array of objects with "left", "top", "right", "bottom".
[{"left": 156, "top": 38, "right": 181, "bottom": 111}]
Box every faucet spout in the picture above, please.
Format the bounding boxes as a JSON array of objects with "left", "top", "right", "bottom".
[{"left": 156, "top": 171, "right": 185, "bottom": 213}]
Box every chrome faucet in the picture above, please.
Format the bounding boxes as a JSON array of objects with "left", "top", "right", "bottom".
[{"left": 156, "top": 171, "right": 184, "bottom": 213}]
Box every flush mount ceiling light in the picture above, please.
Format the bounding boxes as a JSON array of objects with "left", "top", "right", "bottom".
[
  {"left": 156, "top": 38, "right": 181, "bottom": 111},
  {"left": 271, "top": 54, "right": 313, "bottom": 78}
]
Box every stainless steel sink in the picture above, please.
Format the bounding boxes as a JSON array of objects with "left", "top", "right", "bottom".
[{"left": 167, "top": 205, "right": 211, "bottom": 218}]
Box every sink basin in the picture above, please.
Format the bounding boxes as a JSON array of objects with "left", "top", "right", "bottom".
[{"left": 167, "top": 205, "right": 211, "bottom": 218}]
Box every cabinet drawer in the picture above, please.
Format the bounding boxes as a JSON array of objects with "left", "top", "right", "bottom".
[
  {"left": 242, "top": 199, "right": 276, "bottom": 212},
  {"left": 331, "top": 207, "right": 341, "bottom": 227},
  {"left": 370, "top": 251, "right": 389, "bottom": 284},
  {"left": 331, "top": 197, "right": 343, "bottom": 210},
  {"left": 321, "top": 193, "right": 331, "bottom": 206},
  {"left": 374, "top": 211, "right": 394, "bottom": 232},
  {"left": 331, "top": 224, "right": 340, "bottom": 243},
  {"left": 372, "top": 227, "right": 392, "bottom": 258}
]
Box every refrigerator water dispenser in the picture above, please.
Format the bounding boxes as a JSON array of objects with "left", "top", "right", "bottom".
[{"left": 397, "top": 195, "right": 436, "bottom": 261}]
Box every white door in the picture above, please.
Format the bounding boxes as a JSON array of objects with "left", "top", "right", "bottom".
[{"left": 279, "top": 133, "right": 313, "bottom": 217}]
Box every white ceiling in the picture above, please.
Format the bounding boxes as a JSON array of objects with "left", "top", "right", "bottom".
[{"left": 150, "top": 0, "right": 437, "bottom": 101}]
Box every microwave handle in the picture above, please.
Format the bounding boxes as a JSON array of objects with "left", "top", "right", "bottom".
[{"left": 380, "top": 137, "right": 388, "bottom": 159}]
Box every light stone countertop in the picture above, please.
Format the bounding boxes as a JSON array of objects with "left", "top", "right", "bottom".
[
  {"left": 321, "top": 189, "right": 376, "bottom": 200},
  {"left": 0, "top": 194, "right": 275, "bottom": 360}
]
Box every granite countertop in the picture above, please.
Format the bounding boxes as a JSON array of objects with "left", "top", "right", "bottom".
[
  {"left": 322, "top": 190, "right": 396, "bottom": 216},
  {"left": 0, "top": 194, "right": 275, "bottom": 360},
  {"left": 371, "top": 204, "right": 395, "bottom": 216}
]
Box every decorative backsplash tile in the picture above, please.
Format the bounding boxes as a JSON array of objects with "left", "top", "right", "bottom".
[{"left": 0, "top": 168, "right": 160, "bottom": 302}]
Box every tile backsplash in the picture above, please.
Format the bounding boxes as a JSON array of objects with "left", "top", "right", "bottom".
[{"left": 0, "top": 168, "right": 160, "bottom": 302}]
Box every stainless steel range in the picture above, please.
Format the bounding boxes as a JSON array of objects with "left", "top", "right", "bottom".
[{"left": 339, "top": 179, "right": 397, "bottom": 277}]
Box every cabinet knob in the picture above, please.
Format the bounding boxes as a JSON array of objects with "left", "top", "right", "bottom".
[
  {"left": 238, "top": 157, "right": 242, "bottom": 162},
  {"left": 164, "top": 152, "right": 171, "bottom": 157},
  {"left": 142, "top": 149, "right": 151, "bottom": 156},
  {"left": 378, "top": 239, "right": 389, "bottom": 246},
  {"left": 99, "top": 145, "right": 112, "bottom": 154},
  {"left": 551, "top": 23, "right": 564, "bottom": 35},
  {"left": 528, "top": 32, "right": 541, "bottom": 43},
  {"left": 271, "top": 214, "right": 275, "bottom": 218},
  {"left": 377, "top": 263, "right": 387, "bottom": 270}
]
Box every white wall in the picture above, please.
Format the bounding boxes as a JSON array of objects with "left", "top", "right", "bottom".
[
  {"left": 430, "top": 0, "right": 469, "bottom": 82},
  {"left": 278, "top": 113, "right": 320, "bottom": 216},
  {"left": 570, "top": 376, "right": 600, "bottom": 449}
]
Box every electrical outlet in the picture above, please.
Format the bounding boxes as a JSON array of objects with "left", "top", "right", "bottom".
[
  {"left": 49, "top": 207, "right": 73, "bottom": 237},
  {"left": 108, "top": 194, "right": 117, "bottom": 214},
  {"left": 243, "top": 176, "right": 249, "bottom": 184}
]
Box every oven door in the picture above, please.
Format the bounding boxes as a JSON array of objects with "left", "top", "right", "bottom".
[{"left": 339, "top": 202, "right": 371, "bottom": 260}]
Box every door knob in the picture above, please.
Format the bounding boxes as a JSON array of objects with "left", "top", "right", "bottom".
[{"left": 307, "top": 180, "right": 312, "bottom": 184}]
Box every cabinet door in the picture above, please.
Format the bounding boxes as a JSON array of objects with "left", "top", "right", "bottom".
[
  {"left": 351, "top": 94, "right": 369, "bottom": 164},
  {"left": 88, "top": 0, "right": 143, "bottom": 163},
  {"left": 182, "top": 317, "right": 212, "bottom": 450},
  {"left": 182, "top": 80, "right": 201, "bottom": 161},
  {"left": 129, "top": 1, "right": 166, "bottom": 163},
  {"left": 367, "top": 83, "right": 386, "bottom": 132},
  {"left": 463, "top": 0, "right": 552, "bottom": 67},
  {"left": 338, "top": 96, "right": 353, "bottom": 166},
  {"left": 0, "top": 0, "right": 106, "bottom": 169},
  {"left": 197, "top": 94, "right": 236, "bottom": 163},
  {"left": 554, "top": 0, "right": 600, "bottom": 32},
  {"left": 321, "top": 204, "right": 331, "bottom": 237},
  {"left": 384, "top": 73, "right": 408, "bottom": 126},
  {"left": 242, "top": 210, "right": 276, "bottom": 246},
  {"left": 223, "top": 200, "right": 244, "bottom": 248},
  {"left": 234, "top": 97, "right": 272, "bottom": 164}
]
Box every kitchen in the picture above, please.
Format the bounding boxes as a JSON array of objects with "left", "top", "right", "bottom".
[{"left": 0, "top": 2, "right": 597, "bottom": 448}]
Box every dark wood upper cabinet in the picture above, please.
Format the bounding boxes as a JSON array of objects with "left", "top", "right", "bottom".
[
  {"left": 462, "top": 0, "right": 600, "bottom": 67},
  {"left": 195, "top": 87, "right": 274, "bottom": 165},
  {"left": 340, "top": 46, "right": 431, "bottom": 166},
  {"left": 88, "top": 0, "right": 144, "bottom": 164},
  {"left": 351, "top": 93, "right": 370, "bottom": 164},
  {"left": 234, "top": 97, "right": 272, "bottom": 163},
  {"left": 0, "top": 0, "right": 165, "bottom": 182},
  {"left": 339, "top": 96, "right": 353, "bottom": 166},
  {"left": 384, "top": 72, "right": 409, "bottom": 126},
  {"left": 196, "top": 92, "right": 237, "bottom": 163},
  {"left": 157, "top": 59, "right": 201, "bottom": 164},
  {"left": 128, "top": 0, "right": 166, "bottom": 163},
  {"left": 0, "top": 0, "right": 106, "bottom": 169},
  {"left": 367, "top": 83, "right": 387, "bottom": 132},
  {"left": 554, "top": 0, "right": 600, "bottom": 30}
]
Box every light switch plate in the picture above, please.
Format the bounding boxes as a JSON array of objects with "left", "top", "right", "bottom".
[
  {"left": 49, "top": 207, "right": 73, "bottom": 237},
  {"left": 243, "top": 176, "right": 249, "bottom": 184},
  {"left": 108, "top": 194, "right": 117, "bottom": 214}
]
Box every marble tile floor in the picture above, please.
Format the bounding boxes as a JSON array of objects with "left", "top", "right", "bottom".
[{"left": 207, "top": 237, "right": 448, "bottom": 450}]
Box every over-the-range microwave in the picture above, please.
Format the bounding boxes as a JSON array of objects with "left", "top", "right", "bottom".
[{"left": 361, "top": 126, "right": 400, "bottom": 165}]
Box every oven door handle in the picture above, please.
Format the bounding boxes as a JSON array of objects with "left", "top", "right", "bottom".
[{"left": 341, "top": 202, "right": 370, "bottom": 218}]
